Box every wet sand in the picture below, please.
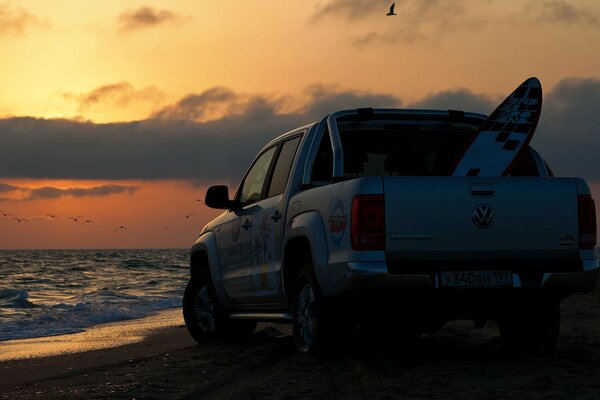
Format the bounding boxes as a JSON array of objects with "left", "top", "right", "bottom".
[{"left": 1, "top": 284, "right": 599, "bottom": 400}]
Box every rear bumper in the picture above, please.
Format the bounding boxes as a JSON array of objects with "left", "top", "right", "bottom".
[{"left": 332, "top": 258, "right": 599, "bottom": 297}]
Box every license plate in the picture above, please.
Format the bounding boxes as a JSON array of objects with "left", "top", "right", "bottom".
[{"left": 440, "top": 271, "right": 512, "bottom": 288}]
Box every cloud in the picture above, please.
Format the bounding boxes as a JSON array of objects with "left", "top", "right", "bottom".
[
  {"left": 27, "top": 185, "right": 138, "bottom": 200},
  {"left": 351, "top": 32, "right": 399, "bottom": 49},
  {"left": 118, "top": 6, "right": 180, "bottom": 31},
  {"left": 310, "top": 0, "right": 483, "bottom": 45},
  {"left": 0, "top": 183, "right": 139, "bottom": 202},
  {"left": 309, "top": 0, "right": 384, "bottom": 24},
  {"left": 1, "top": 79, "right": 600, "bottom": 183},
  {"left": 530, "top": 77, "right": 600, "bottom": 179},
  {"left": 0, "top": 183, "right": 20, "bottom": 193},
  {"left": 532, "top": 0, "right": 599, "bottom": 26},
  {"left": 64, "top": 82, "right": 163, "bottom": 113},
  {"left": 151, "top": 87, "right": 265, "bottom": 122},
  {"left": 0, "top": 5, "right": 41, "bottom": 35},
  {"left": 408, "top": 88, "right": 498, "bottom": 115},
  {"left": 301, "top": 84, "right": 400, "bottom": 118}
]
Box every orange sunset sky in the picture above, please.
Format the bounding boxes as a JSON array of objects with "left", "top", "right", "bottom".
[{"left": 1, "top": 0, "right": 600, "bottom": 249}]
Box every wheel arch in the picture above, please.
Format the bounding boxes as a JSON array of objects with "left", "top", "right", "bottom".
[
  {"left": 282, "top": 211, "right": 332, "bottom": 304},
  {"left": 190, "top": 231, "right": 230, "bottom": 309}
]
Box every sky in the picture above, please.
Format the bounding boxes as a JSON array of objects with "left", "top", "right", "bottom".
[{"left": 1, "top": 0, "right": 600, "bottom": 249}]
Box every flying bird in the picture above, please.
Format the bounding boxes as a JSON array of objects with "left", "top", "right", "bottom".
[
  {"left": 68, "top": 215, "right": 85, "bottom": 222},
  {"left": 1, "top": 210, "right": 12, "bottom": 217},
  {"left": 115, "top": 226, "right": 128, "bottom": 231},
  {"left": 81, "top": 219, "right": 94, "bottom": 224},
  {"left": 12, "top": 217, "right": 29, "bottom": 223},
  {"left": 182, "top": 214, "right": 197, "bottom": 219},
  {"left": 386, "top": 2, "right": 396, "bottom": 16},
  {"left": 46, "top": 214, "right": 59, "bottom": 219}
]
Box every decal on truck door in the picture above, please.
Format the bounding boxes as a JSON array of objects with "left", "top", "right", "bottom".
[{"left": 252, "top": 210, "right": 276, "bottom": 289}]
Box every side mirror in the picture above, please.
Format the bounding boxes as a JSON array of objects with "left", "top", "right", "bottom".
[{"left": 205, "top": 185, "right": 238, "bottom": 210}]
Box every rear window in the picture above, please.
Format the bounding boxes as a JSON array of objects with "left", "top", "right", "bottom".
[{"left": 338, "top": 120, "right": 479, "bottom": 177}]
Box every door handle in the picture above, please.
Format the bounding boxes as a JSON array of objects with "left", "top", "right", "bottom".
[
  {"left": 270, "top": 210, "right": 282, "bottom": 222},
  {"left": 241, "top": 219, "right": 252, "bottom": 231}
]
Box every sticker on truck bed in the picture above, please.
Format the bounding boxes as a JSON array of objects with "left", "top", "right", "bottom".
[{"left": 329, "top": 198, "right": 348, "bottom": 247}]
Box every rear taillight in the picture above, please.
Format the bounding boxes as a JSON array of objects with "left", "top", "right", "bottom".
[
  {"left": 578, "top": 195, "right": 597, "bottom": 249},
  {"left": 351, "top": 195, "right": 385, "bottom": 250}
]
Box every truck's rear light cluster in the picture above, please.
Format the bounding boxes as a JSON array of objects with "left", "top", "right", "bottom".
[
  {"left": 351, "top": 195, "right": 385, "bottom": 250},
  {"left": 578, "top": 195, "right": 597, "bottom": 249}
]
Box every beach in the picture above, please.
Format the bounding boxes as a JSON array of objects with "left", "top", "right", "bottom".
[{"left": 2, "top": 283, "right": 600, "bottom": 400}]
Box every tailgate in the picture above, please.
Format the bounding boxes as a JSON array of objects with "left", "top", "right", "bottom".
[{"left": 383, "top": 177, "right": 580, "bottom": 265}]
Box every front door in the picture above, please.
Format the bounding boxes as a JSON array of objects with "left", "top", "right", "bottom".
[
  {"left": 251, "top": 136, "right": 301, "bottom": 305},
  {"left": 218, "top": 145, "right": 278, "bottom": 306}
]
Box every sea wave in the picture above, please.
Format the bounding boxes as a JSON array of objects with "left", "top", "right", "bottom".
[
  {"left": 0, "top": 288, "right": 37, "bottom": 309},
  {"left": 0, "top": 297, "right": 181, "bottom": 341}
]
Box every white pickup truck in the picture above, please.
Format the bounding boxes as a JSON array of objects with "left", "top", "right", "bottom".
[{"left": 183, "top": 108, "right": 598, "bottom": 355}]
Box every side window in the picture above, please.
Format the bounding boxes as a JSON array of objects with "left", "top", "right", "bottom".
[
  {"left": 239, "top": 146, "right": 277, "bottom": 205},
  {"left": 267, "top": 136, "right": 301, "bottom": 197},
  {"left": 311, "top": 130, "right": 333, "bottom": 183}
]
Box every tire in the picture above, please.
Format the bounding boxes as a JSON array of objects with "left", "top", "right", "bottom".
[
  {"left": 292, "top": 264, "right": 335, "bottom": 355},
  {"left": 498, "top": 300, "right": 560, "bottom": 356},
  {"left": 182, "top": 270, "right": 256, "bottom": 344}
]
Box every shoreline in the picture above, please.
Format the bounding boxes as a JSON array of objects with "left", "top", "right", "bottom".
[
  {"left": 0, "top": 308, "right": 196, "bottom": 395},
  {"left": 0, "top": 308, "right": 187, "bottom": 361}
]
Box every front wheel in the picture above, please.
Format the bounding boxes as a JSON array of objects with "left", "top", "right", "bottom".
[{"left": 182, "top": 270, "right": 256, "bottom": 344}]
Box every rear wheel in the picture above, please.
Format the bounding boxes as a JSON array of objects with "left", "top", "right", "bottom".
[
  {"left": 183, "top": 270, "right": 256, "bottom": 344},
  {"left": 498, "top": 300, "right": 560, "bottom": 356},
  {"left": 293, "top": 265, "right": 335, "bottom": 355}
]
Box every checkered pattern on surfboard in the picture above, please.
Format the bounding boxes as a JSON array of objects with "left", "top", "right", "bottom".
[{"left": 451, "top": 78, "right": 542, "bottom": 177}]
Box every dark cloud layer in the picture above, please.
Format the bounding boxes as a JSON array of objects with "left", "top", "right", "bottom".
[
  {"left": 118, "top": 6, "right": 179, "bottom": 31},
  {"left": 0, "top": 184, "right": 139, "bottom": 202},
  {"left": 27, "top": 185, "right": 139, "bottom": 201},
  {"left": 1, "top": 79, "right": 599, "bottom": 183},
  {"left": 0, "top": 85, "right": 400, "bottom": 183}
]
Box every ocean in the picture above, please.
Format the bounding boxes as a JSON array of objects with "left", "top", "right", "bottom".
[
  {"left": 1, "top": 248, "right": 598, "bottom": 342},
  {"left": 0, "top": 249, "right": 188, "bottom": 341}
]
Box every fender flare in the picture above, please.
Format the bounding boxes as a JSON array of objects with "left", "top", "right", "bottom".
[
  {"left": 283, "top": 211, "right": 333, "bottom": 296},
  {"left": 190, "top": 231, "right": 230, "bottom": 309}
]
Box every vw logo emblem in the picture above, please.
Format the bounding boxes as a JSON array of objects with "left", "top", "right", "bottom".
[{"left": 472, "top": 204, "right": 495, "bottom": 229}]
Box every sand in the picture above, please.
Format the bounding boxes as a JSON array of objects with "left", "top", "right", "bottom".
[{"left": 1, "top": 283, "right": 600, "bottom": 400}]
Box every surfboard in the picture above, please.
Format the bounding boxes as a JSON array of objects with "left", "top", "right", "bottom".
[{"left": 450, "top": 77, "right": 542, "bottom": 177}]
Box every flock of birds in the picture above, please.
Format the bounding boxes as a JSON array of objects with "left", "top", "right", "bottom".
[
  {"left": 1, "top": 210, "right": 129, "bottom": 231},
  {"left": 1, "top": 203, "right": 204, "bottom": 232}
]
